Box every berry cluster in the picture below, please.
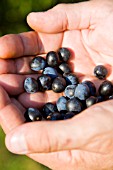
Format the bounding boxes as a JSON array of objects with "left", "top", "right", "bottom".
[{"left": 24, "top": 48, "right": 112, "bottom": 122}]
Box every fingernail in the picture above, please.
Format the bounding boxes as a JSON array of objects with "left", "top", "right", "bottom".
[{"left": 6, "top": 132, "right": 28, "bottom": 154}]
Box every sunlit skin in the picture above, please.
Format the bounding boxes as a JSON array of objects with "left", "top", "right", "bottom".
[{"left": 0, "top": 0, "right": 113, "bottom": 169}]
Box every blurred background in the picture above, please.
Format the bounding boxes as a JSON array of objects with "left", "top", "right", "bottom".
[
  {"left": 0, "top": 0, "right": 87, "bottom": 35},
  {"left": 0, "top": 0, "right": 87, "bottom": 170}
]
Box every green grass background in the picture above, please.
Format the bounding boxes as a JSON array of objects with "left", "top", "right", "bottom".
[
  {"left": 0, "top": 127, "right": 49, "bottom": 170},
  {"left": 0, "top": 0, "right": 87, "bottom": 170}
]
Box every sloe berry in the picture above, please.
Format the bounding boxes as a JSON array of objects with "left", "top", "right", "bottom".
[
  {"left": 24, "top": 77, "right": 39, "bottom": 93},
  {"left": 43, "top": 67, "right": 58, "bottom": 79},
  {"left": 52, "top": 77, "right": 66, "bottom": 93},
  {"left": 24, "top": 108, "right": 42, "bottom": 122},
  {"left": 46, "top": 51, "right": 59, "bottom": 67},
  {"left": 56, "top": 96, "right": 67, "bottom": 113},
  {"left": 30, "top": 56, "right": 46, "bottom": 71},
  {"left": 94, "top": 65, "right": 108, "bottom": 80},
  {"left": 74, "top": 83, "right": 90, "bottom": 100},
  {"left": 58, "top": 47, "right": 71, "bottom": 62}
]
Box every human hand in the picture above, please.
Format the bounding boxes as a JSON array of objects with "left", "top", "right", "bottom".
[{"left": 1, "top": 0, "right": 113, "bottom": 169}]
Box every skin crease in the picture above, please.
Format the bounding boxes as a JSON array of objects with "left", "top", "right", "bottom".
[{"left": 1, "top": 0, "right": 113, "bottom": 169}]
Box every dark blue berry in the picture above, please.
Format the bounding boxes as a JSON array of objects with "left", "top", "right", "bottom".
[
  {"left": 66, "top": 97, "right": 83, "bottom": 112},
  {"left": 98, "top": 80, "right": 113, "bottom": 96},
  {"left": 46, "top": 51, "right": 59, "bottom": 67},
  {"left": 49, "top": 112, "right": 63, "bottom": 121},
  {"left": 24, "top": 108, "right": 42, "bottom": 122},
  {"left": 42, "top": 102, "right": 57, "bottom": 119},
  {"left": 96, "top": 96, "right": 104, "bottom": 103},
  {"left": 63, "top": 73, "right": 79, "bottom": 85},
  {"left": 86, "top": 96, "right": 97, "bottom": 107},
  {"left": 82, "top": 80, "right": 96, "bottom": 96},
  {"left": 30, "top": 56, "right": 46, "bottom": 71},
  {"left": 43, "top": 67, "right": 58, "bottom": 79},
  {"left": 38, "top": 75, "right": 52, "bottom": 91},
  {"left": 52, "top": 77, "right": 66, "bottom": 93},
  {"left": 56, "top": 96, "right": 67, "bottom": 113},
  {"left": 64, "top": 85, "right": 76, "bottom": 99},
  {"left": 63, "top": 112, "right": 76, "bottom": 120},
  {"left": 59, "top": 63, "right": 71, "bottom": 74},
  {"left": 108, "top": 95, "right": 113, "bottom": 100},
  {"left": 94, "top": 65, "right": 108, "bottom": 80},
  {"left": 74, "top": 83, "right": 90, "bottom": 100},
  {"left": 58, "top": 47, "right": 71, "bottom": 62},
  {"left": 24, "top": 77, "right": 39, "bottom": 93}
]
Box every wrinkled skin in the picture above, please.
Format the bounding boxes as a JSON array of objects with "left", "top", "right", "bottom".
[{"left": 0, "top": 0, "right": 113, "bottom": 169}]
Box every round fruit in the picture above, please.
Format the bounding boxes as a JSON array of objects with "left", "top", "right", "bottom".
[
  {"left": 66, "top": 97, "right": 83, "bottom": 112},
  {"left": 82, "top": 80, "right": 96, "bottom": 96},
  {"left": 96, "top": 96, "right": 104, "bottom": 103},
  {"left": 38, "top": 75, "right": 52, "bottom": 91},
  {"left": 42, "top": 103, "right": 57, "bottom": 119},
  {"left": 58, "top": 47, "right": 71, "bottom": 62},
  {"left": 30, "top": 56, "right": 46, "bottom": 71},
  {"left": 24, "top": 108, "right": 42, "bottom": 122},
  {"left": 64, "top": 85, "right": 76, "bottom": 99},
  {"left": 24, "top": 77, "right": 39, "bottom": 93},
  {"left": 63, "top": 73, "right": 79, "bottom": 85},
  {"left": 52, "top": 77, "right": 66, "bottom": 93},
  {"left": 46, "top": 51, "right": 59, "bottom": 67},
  {"left": 43, "top": 67, "right": 58, "bottom": 79},
  {"left": 74, "top": 83, "right": 90, "bottom": 100},
  {"left": 63, "top": 112, "right": 75, "bottom": 120},
  {"left": 98, "top": 80, "right": 113, "bottom": 96},
  {"left": 86, "top": 96, "right": 97, "bottom": 107},
  {"left": 94, "top": 65, "right": 108, "bottom": 79},
  {"left": 59, "top": 63, "right": 71, "bottom": 74},
  {"left": 108, "top": 95, "right": 113, "bottom": 100},
  {"left": 56, "top": 96, "right": 67, "bottom": 113},
  {"left": 50, "top": 112, "right": 63, "bottom": 121}
]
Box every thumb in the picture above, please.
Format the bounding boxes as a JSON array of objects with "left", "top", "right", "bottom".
[
  {"left": 27, "top": 1, "right": 92, "bottom": 33},
  {"left": 5, "top": 100, "right": 113, "bottom": 155}
]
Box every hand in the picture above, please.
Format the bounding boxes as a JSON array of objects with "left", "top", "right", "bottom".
[{"left": 0, "top": 0, "right": 113, "bottom": 169}]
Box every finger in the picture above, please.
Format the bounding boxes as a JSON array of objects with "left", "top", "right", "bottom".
[
  {"left": 0, "top": 56, "right": 35, "bottom": 74},
  {"left": 5, "top": 100, "right": 113, "bottom": 154},
  {"left": 18, "top": 91, "right": 62, "bottom": 108},
  {"left": 0, "top": 74, "right": 39, "bottom": 95},
  {"left": 0, "top": 86, "right": 25, "bottom": 133},
  {"left": 0, "top": 31, "right": 62, "bottom": 59},
  {"left": 0, "top": 31, "right": 38, "bottom": 59},
  {"left": 27, "top": 2, "right": 92, "bottom": 33},
  {"left": 10, "top": 98, "right": 26, "bottom": 114},
  {"left": 0, "top": 58, "right": 16, "bottom": 74}
]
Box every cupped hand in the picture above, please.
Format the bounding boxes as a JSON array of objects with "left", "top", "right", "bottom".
[{"left": 1, "top": 0, "right": 113, "bottom": 169}]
